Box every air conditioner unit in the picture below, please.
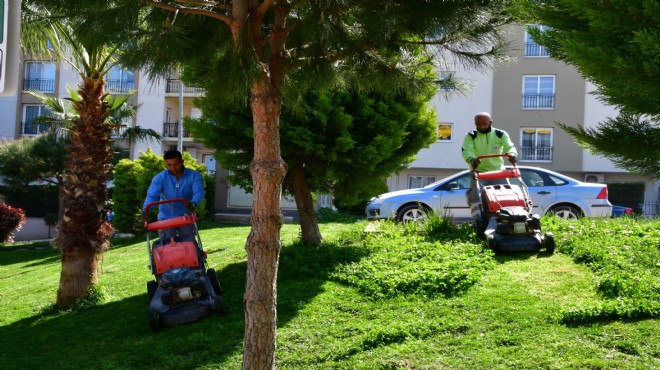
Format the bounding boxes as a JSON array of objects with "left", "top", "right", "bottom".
[{"left": 584, "top": 173, "right": 605, "bottom": 183}]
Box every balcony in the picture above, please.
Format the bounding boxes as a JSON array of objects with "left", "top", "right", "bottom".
[
  {"left": 23, "top": 78, "right": 55, "bottom": 93},
  {"left": 21, "top": 121, "right": 51, "bottom": 136},
  {"left": 522, "top": 93, "right": 555, "bottom": 109},
  {"left": 163, "top": 122, "right": 191, "bottom": 138},
  {"left": 110, "top": 125, "right": 128, "bottom": 138},
  {"left": 520, "top": 146, "right": 553, "bottom": 161},
  {"left": 106, "top": 80, "right": 135, "bottom": 94},
  {"left": 166, "top": 79, "right": 205, "bottom": 94},
  {"left": 524, "top": 42, "right": 549, "bottom": 57}
]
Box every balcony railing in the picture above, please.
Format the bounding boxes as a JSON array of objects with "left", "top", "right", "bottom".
[
  {"left": 524, "top": 42, "right": 549, "bottom": 57},
  {"left": 166, "top": 79, "right": 205, "bottom": 94},
  {"left": 106, "top": 80, "right": 135, "bottom": 93},
  {"left": 110, "top": 125, "right": 128, "bottom": 138},
  {"left": 522, "top": 93, "right": 555, "bottom": 109},
  {"left": 21, "top": 121, "right": 51, "bottom": 136},
  {"left": 520, "top": 146, "right": 553, "bottom": 161},
  {"left": 23, "top": 78, "right": 55, "bottom": 92},
  {"left": 163, "top": 122, "right": 191, "bottom": 138}
]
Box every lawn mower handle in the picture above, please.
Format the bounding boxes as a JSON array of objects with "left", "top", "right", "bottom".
[
  {"left": 472, "top": 153, "right": 518, "bottom": 171},
  {"left": 143, "top": 198, "right": 197, "bottom": 230},
  {"left": 143, "top": 198, "right": 191, "bottom": 215}
]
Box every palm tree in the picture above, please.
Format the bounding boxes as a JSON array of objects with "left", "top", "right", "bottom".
[{"left": 20, "top": 3, "right": 151, "bottom": 308}]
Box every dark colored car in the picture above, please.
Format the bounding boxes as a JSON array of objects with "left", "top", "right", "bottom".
[{"left": 611, "top": 205, "right": 633, "bottom": 217}]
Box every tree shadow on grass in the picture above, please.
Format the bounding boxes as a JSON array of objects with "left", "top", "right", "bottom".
[
  {"left": 0, "top": 235, "right": 144, "bottom": 268},
  {"left": 0, "top": 238, "right": 366, "bottom": 370}
]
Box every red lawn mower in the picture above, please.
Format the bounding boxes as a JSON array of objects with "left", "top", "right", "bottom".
[
  {"left": 472, "top": 154, "right": 555, "bottom": 254},
  {"left": 143, "top": 198, "right": 227, "bottom": 331}
]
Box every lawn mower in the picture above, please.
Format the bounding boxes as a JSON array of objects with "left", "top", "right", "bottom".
[
  {"left": 143, "top": 198, "right": 227, "bottom": 331},
  {"left": 472, "top": 154, "right": 555, "bottom": 254}
]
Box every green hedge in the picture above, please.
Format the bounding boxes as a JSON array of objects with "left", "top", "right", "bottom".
[
  {"left": 0, "top": 185, "right": 58, "bottom": 218},
  {"left": 607, "top": 182, "right": 645, "bottom": 211}
]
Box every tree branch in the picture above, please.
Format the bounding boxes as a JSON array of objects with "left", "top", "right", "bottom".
[{"left": 143, "top": 0, "right": 232, "bottom": 25}]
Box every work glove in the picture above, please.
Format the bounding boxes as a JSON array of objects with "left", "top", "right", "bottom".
[
  {"left": 185, "top": 202, "right": 197, "bottom": 213},
  {"left": 470, "top": 157, "right": 480, "bottom": 169},
  {"left": 508, "top": 153, "right": 517, "bottom": 164}
]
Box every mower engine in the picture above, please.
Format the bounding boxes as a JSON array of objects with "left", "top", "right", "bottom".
[
  {"left": 159, "top": 267, "right": 207, "bottom": 304},
  {"left": 494, "top": 206, "right": 542, "bottom": 235}
]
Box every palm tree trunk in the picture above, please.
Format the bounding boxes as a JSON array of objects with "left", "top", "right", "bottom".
[{"left": 54, "top": 76, "right": 114, "bottom": 308}]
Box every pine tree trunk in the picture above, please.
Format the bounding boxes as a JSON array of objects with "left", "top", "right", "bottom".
[
  {"left": 242, "top": 80, "right": 287, "bottom": 370},
  {"left": 289, "top": 162, "right": 322, "bottom": 245}
]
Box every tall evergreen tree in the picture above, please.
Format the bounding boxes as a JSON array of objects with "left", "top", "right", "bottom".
[
  {"left": 527, "top": 0, "right": 660, "bottom": 178},
  {"left": 28, "top": 1, "right": 522, "bottom": 367},
  {"left": 188, "top": 87, "right": 438, "bottom": 244}
]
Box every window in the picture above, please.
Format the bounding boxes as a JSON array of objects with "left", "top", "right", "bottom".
[
  {"left": 23, "top": 61, "right": 56, "bottom": 92},
  {"left": 437, "top": 123, "right": 453, "bottom": 141},
  {"left": 22, "top": 105, "right": 52, "bottom": 135},
  {"left": 520, "top": 128, "right": 553, "bottom": 161},
  {"left": 409, "top": 175, "right": 436, "bottom": 189},
  {"left": 524, "top": 25, "right": 549, "bottom": 57},
  {"left": 106, "top": 66, "right": 135, "bottom": 93},
  {"left": 522, "top": 75, "right": 555, "bottom": 109}
]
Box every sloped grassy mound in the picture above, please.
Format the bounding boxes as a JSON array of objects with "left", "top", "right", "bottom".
[
  {"left": 544, "top": 216, "right": 660, "bottom": 324},
  {"left": 331, "top": 217, "right": 494, "bottom": 299}
]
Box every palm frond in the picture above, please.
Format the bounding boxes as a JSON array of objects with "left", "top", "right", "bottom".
[{"left": 118, "top": 127, "right": 162, "bottom": 145}]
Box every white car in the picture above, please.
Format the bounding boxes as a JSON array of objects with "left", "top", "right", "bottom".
[{"left": 366, "top": 166, "right": 612, "bottom": 222}]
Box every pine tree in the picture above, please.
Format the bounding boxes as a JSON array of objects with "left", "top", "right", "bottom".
[{"left": 528, "top": 0, "right": 660, "bottom": 177}]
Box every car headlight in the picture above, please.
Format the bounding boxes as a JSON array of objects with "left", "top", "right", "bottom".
[{"left": 368, "top": 197, "right": 383, "bottom": 206}]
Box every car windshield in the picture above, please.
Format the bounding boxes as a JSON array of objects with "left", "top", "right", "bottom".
[{"left": 422, "top": 171, "right": 469, "bottom": 189}]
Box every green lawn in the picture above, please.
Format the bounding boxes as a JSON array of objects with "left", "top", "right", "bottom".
[{"left": 0, "top": 217, "right": 658, "bottom": 369}]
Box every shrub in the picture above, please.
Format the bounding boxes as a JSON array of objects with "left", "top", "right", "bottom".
[{"left": 0, "top": 204, "right": 27, "bottom": 243}]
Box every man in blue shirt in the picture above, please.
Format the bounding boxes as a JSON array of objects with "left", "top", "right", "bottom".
[{"left": 143, "top": 150, "right": 205, "bottom": 241}]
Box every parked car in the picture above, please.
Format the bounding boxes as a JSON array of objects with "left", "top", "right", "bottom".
[
  {"left": 366, "top": 166, "right": 612, "bottom": 223},
  {"left": 611, "top": 204, "right": 633, "bottom": 217}
]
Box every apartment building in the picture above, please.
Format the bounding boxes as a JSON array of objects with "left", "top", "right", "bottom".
[{"left": 387, "top": 25, "right": 659, "bottom": 214}]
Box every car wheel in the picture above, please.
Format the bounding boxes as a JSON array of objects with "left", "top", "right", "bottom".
[
  {"left": 396, "top": 204, "right": 430, "bottom": 223},
  {"left": 207, "top": 268, "right": 223, "bottom": 296},
  {"left": 549, "top": 205, "right": 581, "bottom": 219}
]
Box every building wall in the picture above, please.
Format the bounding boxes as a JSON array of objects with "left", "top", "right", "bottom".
[{"left": 491, "top": 25, "right": 586, "bottom": 173}]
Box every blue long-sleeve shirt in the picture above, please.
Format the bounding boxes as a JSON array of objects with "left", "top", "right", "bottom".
[{"left": 143, "top": 168, "right": 205, "bottom": 220}]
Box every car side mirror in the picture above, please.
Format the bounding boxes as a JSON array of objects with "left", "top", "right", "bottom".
[{"left": 446, "top": 182, "right": 459, "bottom": 190}]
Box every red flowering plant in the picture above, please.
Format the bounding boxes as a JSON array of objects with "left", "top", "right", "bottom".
[{"left": 0, "top": 203, "right": 27, "bottom": 243}]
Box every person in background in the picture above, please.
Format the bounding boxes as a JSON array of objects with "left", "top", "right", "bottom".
[
  {"left": 461, "top": 112, "right": 517, "bottom": 227},
  {"left": 143, "top": 150, "right": 205, "bottom": 241},
  {"left": 106, "top": 208, "right": 114, "bottom": 223}
]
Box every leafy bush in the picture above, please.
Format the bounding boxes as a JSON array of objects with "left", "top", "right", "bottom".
[
  {"left": 0, "top": 204, "right": 27, "bottom": 243},
  {"left": 316, "top": 207, "right": 360, "bottom": 223},
  {"left": 544, "top": 217, "right": 660, "bottom": 323},
  {"left": 331, "top": 217, "right": 494, "bottom": 299}
]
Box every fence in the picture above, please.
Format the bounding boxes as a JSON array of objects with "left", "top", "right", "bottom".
[{"left": 639, "top": 202, "right": 659, "bottom": 217}]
